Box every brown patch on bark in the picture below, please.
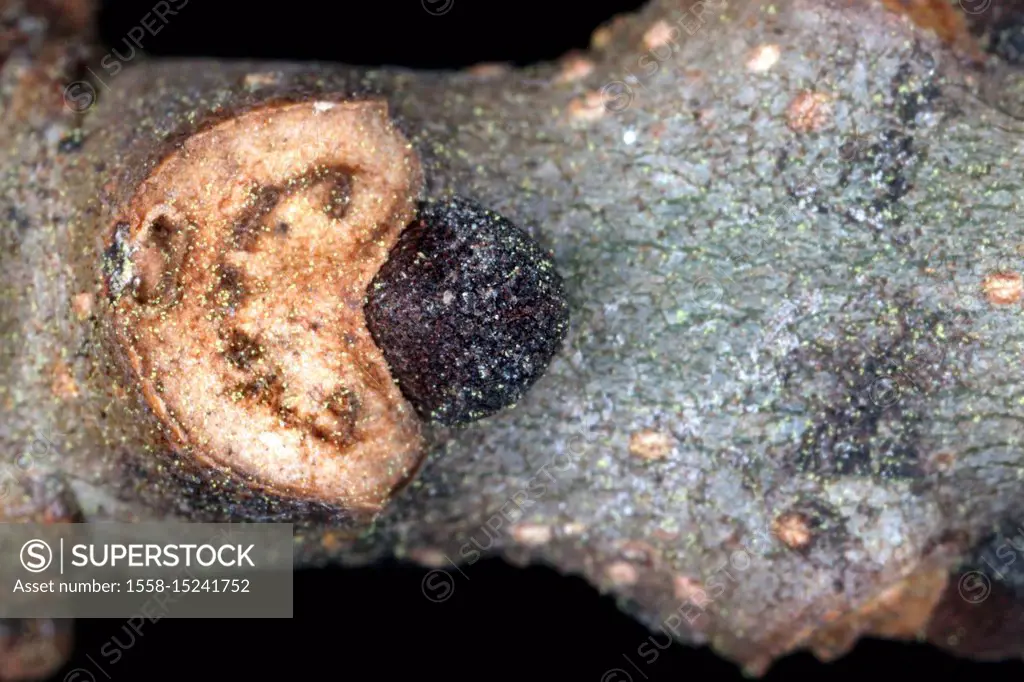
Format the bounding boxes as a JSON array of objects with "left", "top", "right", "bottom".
[
  {"left": 772, "top": 511, "right": 813, "bottom": 550},
  {"left": 629, "top": 429, "right": 674, "bottom": 460},
  {"left": 880, "top": 0, "right": 984, "bottom": 61},
  {"left": 0, "top": 619, "right": 73, "bottom": 682},
  {"left": 806, "top": 565, "right": 950, "bottom": 661},
  {"left": 982, "top": 271, "right": 1023, "bottom": 305},
  {"left": 786, "top": 91, "right": 832, "bottom": 132}
]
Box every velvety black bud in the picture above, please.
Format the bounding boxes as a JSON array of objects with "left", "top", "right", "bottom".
[{"left": 365, "top": 196, "right": 570, "bottom": 426}]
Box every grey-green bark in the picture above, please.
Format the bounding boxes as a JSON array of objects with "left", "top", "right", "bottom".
[{"left": 2, "top": 0, "right": 1023, "bottom": 673}]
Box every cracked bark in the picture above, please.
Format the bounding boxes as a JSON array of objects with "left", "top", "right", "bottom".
[{"left": 2, "top": 0, "right": 1023, "bottom": 675}]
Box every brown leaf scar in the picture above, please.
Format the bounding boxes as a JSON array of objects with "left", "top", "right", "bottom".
[{"left": 103, "top": 100, "right": 425, "bottom": 513}]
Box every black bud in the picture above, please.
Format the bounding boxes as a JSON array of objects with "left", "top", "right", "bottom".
[{"left": 364, "top": 196, "right": 570, "bottom": 426}]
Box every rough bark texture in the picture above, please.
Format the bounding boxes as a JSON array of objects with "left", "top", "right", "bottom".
[{"left": 2, "top": 0, "right": 1024, "bottom": 675}]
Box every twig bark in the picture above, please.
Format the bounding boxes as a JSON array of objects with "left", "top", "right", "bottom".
[{"left": 2, "top": 0, "right": 1023, "bottom": 675}]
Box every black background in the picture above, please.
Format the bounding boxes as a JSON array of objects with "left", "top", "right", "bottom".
[{"left": 48, "top": 1, "right": 1024, "bottom": 679}]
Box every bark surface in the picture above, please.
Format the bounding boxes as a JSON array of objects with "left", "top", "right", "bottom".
[{"left": 2, "top": 0, "right": 1023, "bottom": 674}]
